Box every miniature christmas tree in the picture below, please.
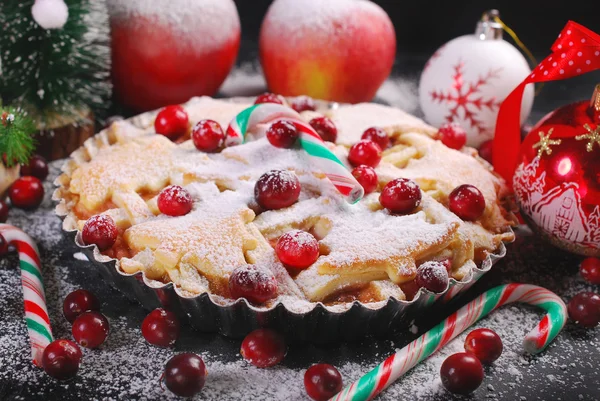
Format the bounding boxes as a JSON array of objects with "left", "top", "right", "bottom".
[{"left": 0, "top": 0, "right": 110, "bottom": 128}]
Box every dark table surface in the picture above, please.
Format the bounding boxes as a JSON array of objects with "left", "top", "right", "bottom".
[{"left": 1, "top": 56, "right": 599, "bottom": 401}]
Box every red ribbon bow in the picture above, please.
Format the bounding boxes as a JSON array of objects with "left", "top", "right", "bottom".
[{"left": 493, "top": 21, "right": 600, "bottom": 184}]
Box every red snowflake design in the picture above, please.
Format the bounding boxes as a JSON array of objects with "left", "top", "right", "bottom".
[{"left": 429, "top": 61, "right": 503, "bottom": 135}]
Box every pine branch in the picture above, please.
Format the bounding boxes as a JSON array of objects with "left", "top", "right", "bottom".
[
  {"left": 0, "top": 108, "right": 36, "bottom": 167},
  {"left": 0, "top": 0, "right": 111, "bottom": 125}
]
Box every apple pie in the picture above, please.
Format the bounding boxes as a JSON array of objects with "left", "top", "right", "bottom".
[{"left": 55, "top": 96, "right": 514, "bottom": 312}]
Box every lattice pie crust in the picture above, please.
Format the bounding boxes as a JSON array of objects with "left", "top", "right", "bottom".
[{"left": 55, "top": 97, "right": 514, "bottom": 311}]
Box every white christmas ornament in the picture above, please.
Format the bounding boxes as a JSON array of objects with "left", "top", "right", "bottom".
[
  {"left": 419, "top": 11, "right": 534, "bottom": 147},
  {"left": 32, "top": 0, "right": 69, "bottom": 30}
]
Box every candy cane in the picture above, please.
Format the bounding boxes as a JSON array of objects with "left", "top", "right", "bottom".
[
  {"left": 226, "top": 104, "right": 364, "bottom": 203},
  {"left": 331, "top": 283, "right": 568, "bottom": 401},
  {"left": 225, "top": 103, "right": 300, "bottom": 146},
  {"left": 0, "top": 224, "right": 53, "bottom": 367}
]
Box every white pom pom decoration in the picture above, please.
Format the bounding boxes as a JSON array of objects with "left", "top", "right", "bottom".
[{"left": 31, "top": 0, "right": 69, "bottom": 30}]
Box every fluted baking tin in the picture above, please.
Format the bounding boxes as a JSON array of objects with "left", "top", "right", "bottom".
[{"left": 54, "top": 97, "right": 512, "bottom": 343}]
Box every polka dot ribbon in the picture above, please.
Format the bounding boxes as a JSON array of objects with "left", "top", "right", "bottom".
[
  {"left": 0, "top": 224, "right": 53, "bottom": 367},
  {"left": 226, "top": 103, "right": 364, "bottom": 203},
  {"left": 331, "top": 283, "right": 567, "bottom": 401},
  {"left": 493, "top": 21, "right": 600, "bottom": 183}
]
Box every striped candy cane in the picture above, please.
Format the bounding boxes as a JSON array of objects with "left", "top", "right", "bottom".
[
  {"left": 332, "top": 283, "right": 568, "bottom": 401},
  {"left": 226, "top": 104, "right": 364, "bottom": 203},
  {"left": 225, "top": 103, "right": 300, "bottom": 146},
  {"left": 0, "top": 224, "right": 53, "bottom": 367}
]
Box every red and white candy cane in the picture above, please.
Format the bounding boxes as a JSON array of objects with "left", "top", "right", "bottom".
[
  {"left": 0, "top": 224, "right": 53, "bottom": 366},
  {"left": 331, "top": 283, "right": 568, "bottom": 401},
  {"left": 226, "top": 103, "right": 364, "bottom": 203}
]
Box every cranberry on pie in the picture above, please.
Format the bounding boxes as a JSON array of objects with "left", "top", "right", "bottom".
[{"left": 55, "top": 96, "right": 514, "bottom": 310}]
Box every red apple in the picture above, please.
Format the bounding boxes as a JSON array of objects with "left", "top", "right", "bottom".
[
  {"left": 110, "top": 0, "right": 241, "bottom": 112},
  {"left": 259, "top": 0, "right": 396, "bottom": 104}
]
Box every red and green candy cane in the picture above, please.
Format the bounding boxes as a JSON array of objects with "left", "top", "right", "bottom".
[
  {"left": 226, "top": 103, "right": 365, "bottom": 204},
  {"left": 0, "top": 224, "right": 54, "bottom": 366},
  {"left": 331, "top": 283, "right": 568, "bottom": 401}
]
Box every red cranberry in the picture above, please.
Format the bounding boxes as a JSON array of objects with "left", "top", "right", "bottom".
[
  {"left": 449, "top": 184, "right": 486, "bottom": 221},
  {"left": 254, "top": 170, "right": 301, "bottom": 210},
  {"left": 309, "top": 117, "right": 338, "bottom": 142},
  {"left": 291, "top": 96, "right": 317, "bottom": 113},
  {"left": 192, "top": 119, "right": 225, "bottom": 152},
  {"left": 304, "top": 363, "right": 343, "bottom": 401},
  {"left": 229, "top": 265, "right": 278, "bottom": 304},
  {"left": 241, "top": 328, "right": 287, "bottom": 368},
  {"left": 82, "top": 215, "right": 118, "bottom": 251},
  {"left": 276, "top": 230, "right": 319, "bottom": 269},
  {"left": 438, "top": 122, "right": 467, "bottom": 150},
  {"left": 163, "top": 353, "right": 207, "bottom": 397},
  {"left": 157, "top": 185, "right": 193, "bottom": 217},
  {"left": 478, "top": 140, "right": 493, "bottom": 164},
  {"left": 0, "top": 200, "right": 9, "bottom": 223},
  {"left": 568, "top": 292, "right": 600, "bottom": 328},
  {"left": 415, "top": 261, "right": 449, "bottom": 293},
  {"left": 20, "top": 155, "right": 49, "bottom": 181},
  {"left": 154, "top": 105, "right": 189, "bottom": 140},
  {"left": 266, "top": 120, "right": 299, "bottom": 149},
  {"left": 72, "top": 311, "right": 109, "bottom": 348},
  {"left": 380, "top": 178, "right": 422, "bottom": 214},
  {"left": 142, "top": 308, "right": 180, "bottom": 347},
  {"left": 255, "top": 92, "right": 284, "bottom": 105},
  {"left": 348, "top": 140, "right": 382, "bottom": 168},
  {"left": 464, "top": 328, "right": 503, "bottom": 364},
  {"left": 9, "top": 176, "right": 44, "bottom": 209},
  {"left": 63, "top": 289, "right": 100, "bottom": 323},
  {"left": 361, "top": 127, "right": 390, "bottom": 150},
  {"left": 42, "top": 339, "right": 82, "bottom": 380},
  {"left": 351, "top": 165, "right": 378, "bottom": 195},
  {"left": 580, "top": 257, "right": 600, "bottom": 285},
  {"left": 440, "top": 352, "right": 484, "bottom": 395}
]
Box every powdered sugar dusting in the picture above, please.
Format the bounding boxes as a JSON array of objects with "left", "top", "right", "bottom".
[
  {"left": 1, "top": 174, "right": 599, "bottom": 399},
  {"left": 326, "top": 102, "right": 436, "bottom": 146},
  {"left": 73, "top": 252, "right": 88, "bottom": 261},
  {"left": 1, "top": 247, "right": 598, "bottom": 400},
  {"left": 58, "top": 93, "right": 515, "bottom": 311},
  {"left": 107, "top": 0, "right": 240, "bottom": 52},
  {"left": 262, "top": 0, "right": 387, "bottom": 47}
]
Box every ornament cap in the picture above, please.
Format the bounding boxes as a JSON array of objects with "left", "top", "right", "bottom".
[
  {"left": 476, "top": 10, "right": 503, "bottom": 40},
  {"left": 590, "top": 84, "right": 600, "bottom": 123}
]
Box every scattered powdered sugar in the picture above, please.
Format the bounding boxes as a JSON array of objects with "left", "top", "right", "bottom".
[
  {"left": 73, "top": 252, "right": 89, "bottom": 261},
  {"left": 0, "top": 171, "right": 598, "bottom": 400},
  {"left": 8, "top": 94, "right": 593, "bottom": 399},
  {"left": 106, "top": 0, "right": 240, "bottom": 52},
  {"left": 318, "top": 206, "right": 450, "bottom": 268}
]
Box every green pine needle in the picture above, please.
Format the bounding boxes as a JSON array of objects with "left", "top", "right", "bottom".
[
  {"left": 0, "top": 0, "right": 111, "bottom": 124},
  {"left": 0, "top": 108, "right": 36, "bottom": 167}
]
